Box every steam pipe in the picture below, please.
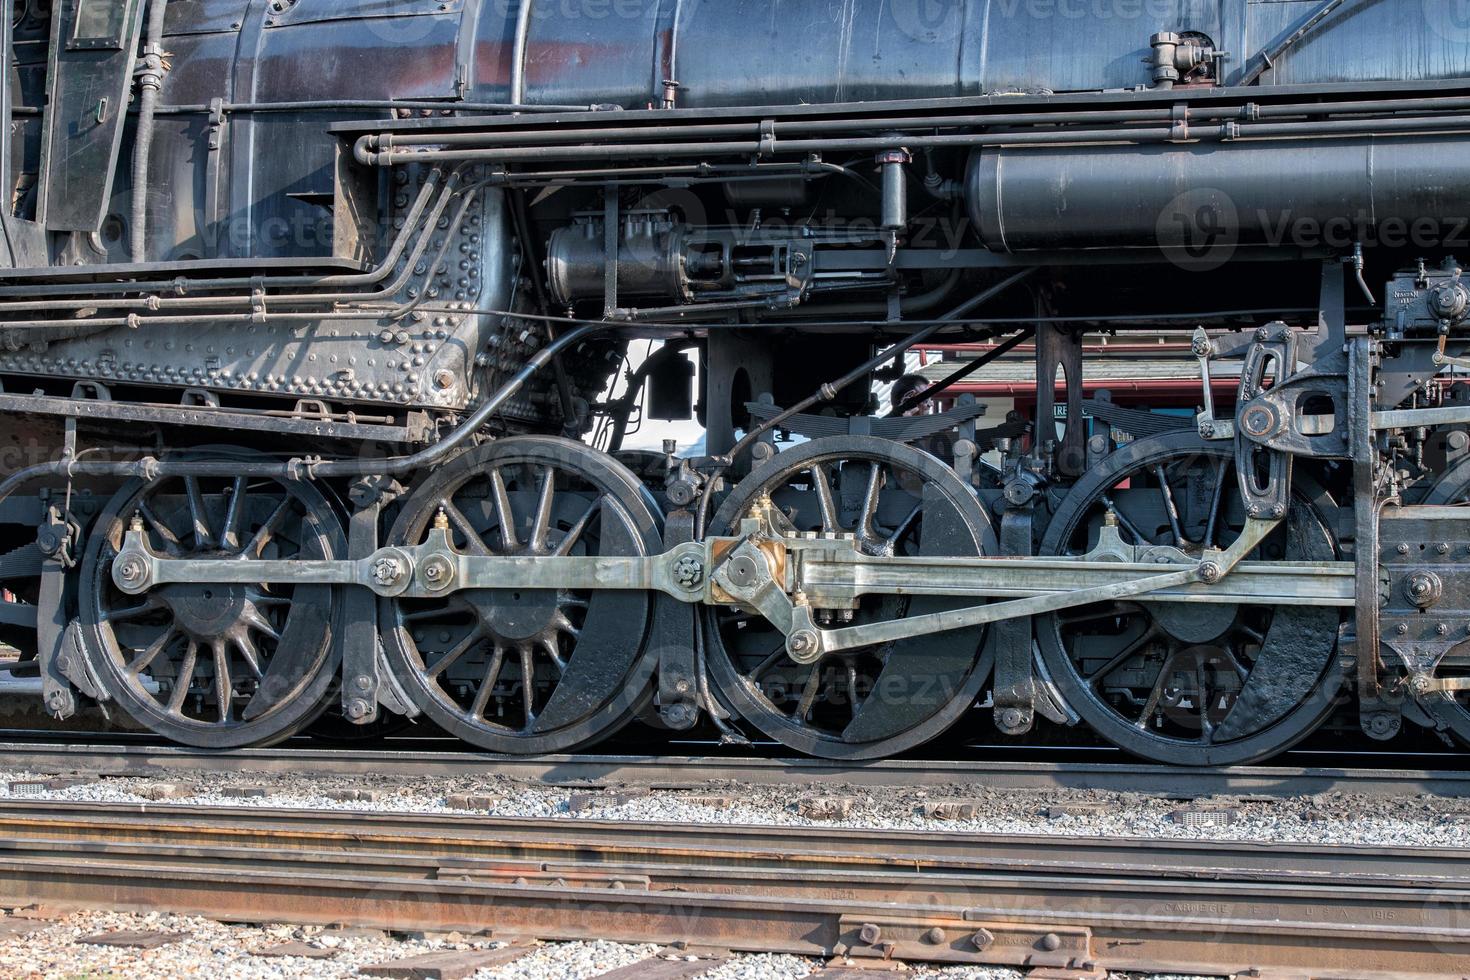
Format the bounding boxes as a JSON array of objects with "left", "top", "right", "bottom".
[{"left": 129, "top": 0, "right": 170, "bottom": 263}]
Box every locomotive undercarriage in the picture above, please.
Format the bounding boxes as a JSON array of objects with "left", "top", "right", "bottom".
[{"left": 7, "top": 53, "right": 1470, "bottom": 762}]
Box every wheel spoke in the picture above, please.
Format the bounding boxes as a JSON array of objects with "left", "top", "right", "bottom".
[
  {"left": 553, "top": 497, "right": 602, "bottom": 556},
  {"left": 810, "top": 463, "right": 843, "bottom": 533},
  {"left": 1153, "top": 465, "right": 1185, "bottom": 547},
  {"left": 859, "top": 463, "right": 883, "bottom": 535},
  {"left": 884, "top": 500, "right": 924, "bottom": 550},
  {"left": 221, "top": 477, "right": 249, "bottom": 551},
  {"left": 241, "top": 605, "right": 281, "bottom": 643},
  {"left": 1133, "top": 649, "right": 1179, "bottom": 730},
  {"left": 234, "top": 633, "right": 264, "bottom": 680},
  {"left": 746, "top": 644, "right": 788, "bottom": 681},
  {"left": 551, "top": 610, "right": 581, "bottom": 641},
  {"left": 126, "top": 628, "right": 176, "bottom": 677},
  {"left": 138, "top": 501, "right": 184, "bottom": 556},
  {"left": 104, "top": 598, "right": 158, "bottom": 624},
  {"left": 489, "top": 468, "right": 519, "bottom": 551},
  {"left": 440, "top": 500, "right": 491, "bottom": 557},
  {"left": 540, "top": 636, "right": 567, "bottom": 674},
  {"left": 183, "top": 477, "right": 215, "bottom": 549},
  {"left": 794, "top": 661, "right": 824, "bottom": 722},
  {"left": 530, "top": 466, "right": 556, "bottom": 554},
  {"left": 426, "top": 626, "right": 484, "bottom": 678},
  {"left": 1204, "top": 460, "right": 1228, "bottom": 549},
  {"left": 1219, "top": 642, "right": 1250, "bottom": 683},
  {"left": 1086, "top": 625, "right": 1159, "bottom": 684},
  {"left": 212, "top": 641, "right": 232, "bottom": 723},
  {"left": 518, "top": 646, "right": 537, "bottom": 730},
  {"left": 1099, "top": 494, "right": 1150, "bottom": 545},
  {"left": 246, "top": 498, "right": 293, "bottom": 558},
  {"left": 469, "top": 646, "right": 506, "bottom": 719},
  {"left": 167, "top": 640, "right": 199, "bottom": 714}
]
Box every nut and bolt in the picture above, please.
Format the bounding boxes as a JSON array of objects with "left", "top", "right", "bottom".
[
  {"left": 116, "top": 557, "right": 146, "bottom": 584},
  {"left": 421, "top": 555, "right": 454, "bottom": 590},
  {"left": 858, "top": 923, "right": 882, "bottom": 945},
  {"left": 1197, "top": 561, "right": 1223, "bottom": 584},
  {"left": 970, "top": 928, "right": 995, "bottom": 951},
  {"left": 345, "top": 698, "right": 372, "bottom": 721},
  {"left": 788, "top": 630, "right": 819, "bottom": 658},
  {"left": 371, "top": 557, "right": 405, "bottom": 587},
  {"left": 672, "top": 555, "right": 705, "bottom": 589}
]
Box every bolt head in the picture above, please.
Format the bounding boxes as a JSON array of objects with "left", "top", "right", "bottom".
[
  {"left": 922, "top": 927, "right": 947, "bottom": 945},
  {"left": 345, "top": 699, "right": 371, "bottom": 720},
  {"left": 672, "top": 555, "right": 705, "bottom": 589},
  {"left": 788, "top": 630, "right": 819, "bottom": 658},
  {"left": 371, "top": 557, "right": 404, "bottom": 586}
]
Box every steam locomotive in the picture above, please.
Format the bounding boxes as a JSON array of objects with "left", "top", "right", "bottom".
[{"left": 0, "top": 0, "right": 1467, "bottom": 765}]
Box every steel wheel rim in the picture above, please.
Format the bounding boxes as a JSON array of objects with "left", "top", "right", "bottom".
[
  {"left": 80, "top": 470, "right": 343, "bottom": 749},
  {"left": 705, "top": 436, "right": 995, "bottom": 760},
  {"left": 381, "top": 437, "right": 660, "bottom": 754},
  {"left": 1036, "top": 432, "right": 1347, "bottom": 766}
]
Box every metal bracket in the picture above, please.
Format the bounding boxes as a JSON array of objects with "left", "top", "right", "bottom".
[
  {"left": 654, "top": 508, "right": 699, "bottom": 729},
  {"left": 1235, "top": 324, "right": 1296, "bottom": 518},
  {"left": 1192, "top": 327, "right": 1234, "bottom": 441},
  {"left": 992, "top": 504, "right": 1035, "bottom": 735}
]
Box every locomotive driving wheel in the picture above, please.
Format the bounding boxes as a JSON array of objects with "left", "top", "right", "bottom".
[
  {"left": 1036, "top": 432, "right": 1348, "bottom": 766},
  {"left": 79, "top": 467, "right": 344, "bottom": 748},
  {"left": 381, "top": 437, "right": 660, "bottom": 754},
  {"left": 705, "top": 436, "right": 996, "bottom": 759}
]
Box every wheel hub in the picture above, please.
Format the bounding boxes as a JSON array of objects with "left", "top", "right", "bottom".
[
  {"left": 463, "top": 588, "right": 563, "bottom": 644},
  {"left": 1151, "top": 601, "right": 1239, "bottom": 644},
  {"left": 158, "top": 582, "right": 253, "bottom": 639}
]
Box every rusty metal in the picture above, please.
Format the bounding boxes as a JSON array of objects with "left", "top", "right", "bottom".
[
  {"left": 0, "top": 802, "right": 1465, "bottom": 976},
  {"left": 1, "top": 742, "right": 1469, "bottom": 798}
]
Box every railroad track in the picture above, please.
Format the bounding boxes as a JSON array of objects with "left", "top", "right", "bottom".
[
  {"left": 2, "top": 740, "right": 1470, "bottom": 798},
  {"left": 0, "top": 800, "right": 1466, "bottom": 977}
]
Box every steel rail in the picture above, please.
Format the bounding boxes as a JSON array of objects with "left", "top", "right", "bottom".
[
  {"left": 0, "top": 800, "right": 1465, "bottom": 883},
  {"left": 1, "top": 741, "right": 1468, "bottom": 797},
  {"left": 0, "top": 801, "right": 1465, "bottom": 976}
]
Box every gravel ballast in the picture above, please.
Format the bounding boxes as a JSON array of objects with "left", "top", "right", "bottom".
[
  {"left": 0, "top": 909, "right": 1222, "bottom": 979},
  {"left": 0, "top": 766, "right": 1465, "bottom": 847}
]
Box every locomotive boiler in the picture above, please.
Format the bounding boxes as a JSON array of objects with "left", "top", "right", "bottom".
[{"left": 0, "top": 0, "right": 1467, "bottom": 765}]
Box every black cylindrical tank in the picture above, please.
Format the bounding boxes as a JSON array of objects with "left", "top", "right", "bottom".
[{"left": 965, "top": 134, "right": 1470, "bottom": 255}]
